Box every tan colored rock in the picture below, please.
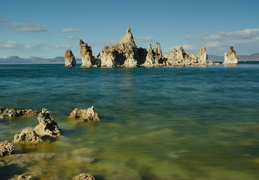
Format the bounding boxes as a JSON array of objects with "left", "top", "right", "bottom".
[
  {"left": 64, "top": 49, "right": 76, "bottom": 67},
  {"left": 13, "top": 109, "right": 62, "bottom": 144},
  {"left": 0, "top": 140, "right": 15, "bottom": 157},
  {"left": 73, "top": 173, "right": 95, "bottom": 180},
  {"left": 13, "top": 127, "right": 44, "bottom": 144},
  {"left": 69, "top": 106, "right": 100, "bottom": 123},
  {"left": 99, "top": 46, "right": 117, "bottom": 68},
  {"left": 17, "top": 174, "right": 33, "bottom": 180},
  {"left": 0, "top": 108, "right": 37, "bottom": 119},
  {"left": 34, "top": 108, "right": 62, "bottom": 138},
  {"left": 223, "top": 46, "right": 238, "bottom": 65},
  {"left": 142, "top": 43, "right": 155, "bottom": 67},
  {"left": 80, "top": 39, "right": 94, "bottom": 68}
]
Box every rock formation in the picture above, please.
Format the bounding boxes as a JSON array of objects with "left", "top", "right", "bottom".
[
  {"left": 80, "top": 40, "right": 94, "bottom": 68},
  {"left": 99, "top": 46, "right": 117, "bottom": 68},
  {"left": 98, "top": 28, "right": 145, "bottom": 67},
  {"left": 0, "top": 140, "right": 15, "bottom": 157},
  {"left": 69, "top": 106, "right": 100, "bottom": 123},
  {"left": 73, "top": 173, "right": 95, "bottom": 180},
  {"left": 164, "top": 46, "right": 210, "bottom": 66},
  {"left": 142, "top": 43, "right": 155, "bottom": 67},
  {"left": 0, "top": 108, "right": 37, "bottom": 119},
  {"left": 34, "top": 108, "right": 63, "bottom": 138},
  {"left": 153, "top": 42, "right": 163, "bottom": 63},
  {"left": 13, "top": 109, "right": 62, "bottom": 143},
  {"left": 223, "top": 46, "right": 238, "bottom": 65},
  {"left": 17, "top": 174, "right": 33, "bottom": 180},
  {"left": 64, "top": 49, "right": 76, "bottom": 67}
]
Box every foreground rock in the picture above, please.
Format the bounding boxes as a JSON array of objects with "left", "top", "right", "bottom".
[
  {"left": 223, "top": 46, "right": 239, "bottom": 65},
  {"left": 17, "top": 174, "right": 33, "bottom": 180},
  {"left": 80, "top": 40, "right": 94, "bottom": 68},
  {"left": 64, "top": 49, "right": 76, "bottom": 67},
  {"left": 73, "top": 173, "right": 95, "bottom": 180},
  {"left": 69, "top": 106, "right": 100, "bottom": 123},
  {"left": 13, "top": 109, "right": 62, "bottom": 143},
  {"left": 0, "top": 140, "right": 15, "bottom": 157},
  {"left": 0, "top": 108, "right": 37, "bottom": 119}
]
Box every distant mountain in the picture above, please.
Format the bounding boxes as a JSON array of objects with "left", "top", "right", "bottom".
[{"left": 0, "top": 56, "right": 81, "bottom": 64}]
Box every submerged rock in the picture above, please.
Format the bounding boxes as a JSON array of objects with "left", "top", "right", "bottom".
[
  {"left": 69, "top": 106, "right": 100, "bottom": 123},
  {"left": 64, "top": 49, "right": 76, "bottom": 67},
  {"left": 80, "top": 40, "right": 94, "bottom": 68},
  {"left": 0, "top": 108, "right": 37, "bottom": 119},
  {"left": 0, "top": 140, "right": 15, "bottom": 157},
  {"left": 223, "top": 46, "right": 239, "bottom": 65},
  {"left": 73, "top": 173, "right": 95, "bottom": 180},
  {"left": 13, "top": 109, "right": 62, "bottom": 144},
  {"left": 17, "top": 174, "right": 33, "bottom": 180}
]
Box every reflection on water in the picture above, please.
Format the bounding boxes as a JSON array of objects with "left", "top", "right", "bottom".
[{"left": 0, "top": 63, "right": 259, "bottom": 179}]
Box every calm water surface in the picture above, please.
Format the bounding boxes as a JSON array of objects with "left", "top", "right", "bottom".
[{"left": 0, "top": 63, "right": 259, "bottom": 179}]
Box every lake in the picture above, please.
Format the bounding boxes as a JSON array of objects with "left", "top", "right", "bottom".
[{"left": 0, "top": 63, "right": 259, "bottom": 179}]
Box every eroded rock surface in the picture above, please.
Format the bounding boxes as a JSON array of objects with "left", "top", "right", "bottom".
[
  {"left": 34, "top": 108, "right": 62, "bottom": 138},
  {"left": 13, "top": 109, "right": 62, "bottom": 144},
  {"left": 223, "top": 46, "right": 239, "bottom": 65},
  {"left": 164, "top": 46, "right": 210, "bottom": 66},
  {"left": 17, "top": 174, "right": 33, "bottom": 180},
  {"left": 64, "top": 49, "right": 76, "bottom": 67},
  {"left": 0, "top": 108, "right": 37, "bottom": 119},
  {"left": 0, "top": 140, "right": 15, "bottom": 157},
  {"left": 80, "top": 40, "right": 94, "bottom": 68},
  {"left": 73, "top": 173, "right": 95, "bottom": 180},
  {"left": 69, "top": 106, "right": 100, "bottom": 123},
  {"left": 99, "top": 46, "right": 117, "bottom": 68}
]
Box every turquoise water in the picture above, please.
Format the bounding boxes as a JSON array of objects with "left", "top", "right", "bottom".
[{"left": 0, "top": 63, "right": 259, "bottom": 179}]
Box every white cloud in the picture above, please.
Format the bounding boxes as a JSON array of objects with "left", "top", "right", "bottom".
[
  {"left": 0, "top": 41, "right": 43, "bottom": 50},
  {"left": 55, "top": 44, "right": 72, "bottom": 49},
  {"left": 59, "top": 28, "right": 82, "bottom": 33},
  {"left": 136, "top": 36, "right": 154, "bottom": 42},
  {"left": 0, "top": 17, "right": 11, "bottom": 22},
  {"left": 66, "top": 36, "right": 77, "bottom": 40},
  {"left": 8, "top": 22, "right": 47, "bottom": 32}
]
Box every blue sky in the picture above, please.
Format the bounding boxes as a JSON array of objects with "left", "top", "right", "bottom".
[{"left": 1, "top": 0, "right": 259, "bottom": 59}]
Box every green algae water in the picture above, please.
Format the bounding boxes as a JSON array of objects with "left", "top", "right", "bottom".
[{"left": 0, "top": 63, "right": 259, "bottom": 179}]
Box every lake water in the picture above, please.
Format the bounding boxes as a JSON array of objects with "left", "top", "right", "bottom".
[{"left": 0, "top": 63, "right": 259, "bottom": 180}]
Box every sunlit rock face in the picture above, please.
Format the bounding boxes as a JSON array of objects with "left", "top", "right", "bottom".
[
  {"left": 223, "top": 46, "right": 239, "bottom": 65},
  {"left": 64, "top": 49, "right": 76, "bottom": 67},
  {"left": 99, "top": 46, "right": 117, "bottom": 68},
  {"left": 163, "top": 46, "right": 210, "bottom": 66},
  {"left": 80, "top": 39, "right": 94, "bottom": 68}
]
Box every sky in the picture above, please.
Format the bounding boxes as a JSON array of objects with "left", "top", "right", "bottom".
[{"left": 1, "top": 0, "right": 259, "bottom": 59}]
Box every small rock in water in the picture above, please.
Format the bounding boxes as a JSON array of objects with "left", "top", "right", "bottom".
[
  {"left": 0, "top": 140, "right": 15, "bottom": 157},
  {"left": 69, "top": 106, "right": 100, "bottom": 123}
]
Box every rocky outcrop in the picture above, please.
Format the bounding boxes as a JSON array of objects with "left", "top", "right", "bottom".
[
  {"left": 99, "top": 46, "right": 117, "bottom": 68},
  {"left": 142, "top": 43, "right": 155, "bottom": 67},
  {"left": 223, "top": 46, "right": 238, "bottom": 65},
  {"left": 17, "top": 174, "right": 33, "bottom": 180},
  {"left": 0, "top": 108, "right": 37, "bottom": 119},
  {"left": 73, "top": 173, "right": 95, "bottom": 180},
  {"left": 0, "top": 140, "right": 15, "bottom": 157},
  {"left": 98, "top": 28, "right": 146, "bottom": 67},
  {"left": 80, "top": 40, "right": 94, "bottom": 68},
  {"left": 64, "top": 49, "right": 76, "bottom": 67},
  {"left": 34, "top": 108, "right": 62, "bottom": 138},
  {"left": 164, "top": 46, "right": 210, "bottom": 66},
  {"left": 69, "top": 106, "right": 100, "bottom": 123},
  {"left": 13, "top": 109, "right": 62, "bottom": 144}
]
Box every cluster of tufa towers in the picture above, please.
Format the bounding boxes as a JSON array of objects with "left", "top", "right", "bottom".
[{"left": 64, "top": 28, "right": 238, "bottom": 67}]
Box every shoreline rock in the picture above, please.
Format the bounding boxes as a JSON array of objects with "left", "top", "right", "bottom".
[
  {"left": 0, "top": 108, "right": 37, "bottom": 119},
  {"left": 223, "top": 46, "right": 239, "bottom": 65},
  {"left": 13, "top": 109, "right": 62, "bottom": 144},
  {"left": 0, "top": 140, "right": 15, "bottom": 157}
]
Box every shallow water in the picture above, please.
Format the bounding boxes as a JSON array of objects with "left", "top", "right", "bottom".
[{"left": 0, "top": 63, "right": 259, "bottom": 179}]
